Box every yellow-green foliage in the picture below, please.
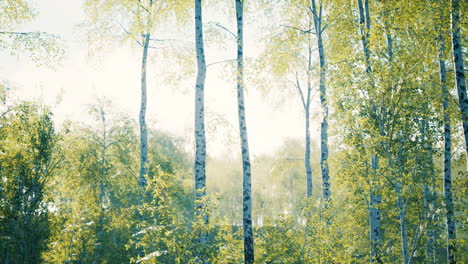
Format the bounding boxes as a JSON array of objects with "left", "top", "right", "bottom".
[
  {"left": 83, "top": 0, "right": 192, "bottom": 48},
  {"left": 0, "top": 0, "right": 35, "bottom": 28},
  {"left": 0, "top": 0, "right": 63, "bottom": 64},
  {"left": 0, "top": 102, "right": 57, "bottom": 263}
]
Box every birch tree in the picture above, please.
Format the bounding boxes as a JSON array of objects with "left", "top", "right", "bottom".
[
  {"left": 450, "top": 0, "right": 468, "bottom": 156},
  {"left": 440, "top": 34, "right": 457, "bottom": 264},
  {"left": 428, "top": 2, "right": 460, "bottom": 261},
  {"left": 293, "top": 25, "right": 314, "bottom": 199},
  {"left": 326, "top": 0, "right": 463, "bottom": 262},
  {"left": 421, "top": 119, "right": 438, "bottom": 263},
  {"left": 258, "top": 0, "right": 316, "bottom": 199},
  {"left": 235, "top": 0, "right": 254, "bottom": 262},
  {"left": 194, "top": 0, "right": 208, "bottom": 219},
  {"left": 83, "top": 0, "right": 190, "bottom": 190},
  {"left": 356, "top": 1, "right": 382, "bottom": 261},
  {"left": 327, "top": 0, "right": 434, "bottom": 261},
  {"left": 434, "top": 12, "right": 459, "bottom": 262},
  {"left": 310, "top": 0, "right": 330, "bottom": 204}
]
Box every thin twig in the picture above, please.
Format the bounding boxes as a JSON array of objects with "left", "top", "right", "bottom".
[
  {"left": 281, "top": 25, "right": 312, "bottom": 34},
  {"left": 320, "top": 24, "right": 328, "bottom": 34},
  {"left": 451, "top": 143, "right": 463, "bottom": 158},
  {"left": 0, "top": 31, "right": 44, "bottom": 35},
  {"left": 206, "top": 58, "right": 237, "bottom": 68}
]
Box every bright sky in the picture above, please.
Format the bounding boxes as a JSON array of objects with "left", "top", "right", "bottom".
[{"left": 0, "top": 0, "right": 322, "bottom": 158}]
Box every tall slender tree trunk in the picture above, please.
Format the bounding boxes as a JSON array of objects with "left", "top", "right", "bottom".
[
  {"left": 311, "top": 0, "right": 330, "bottom": 204},
  {"left": 421, "top": 120, "right": 437, "bottom": 263},
  {"left": 235, "top": 1, "right": 254, "bottom": 263},
  {"left": 358, "top": 0, "right": 371, "bottom": 73},
  {"left": 451, "top": 0, "right": 468, "bottom": 156},
  {"left": 395, "top": 151, "right": 409, "bottom": 264},
  {"left": 305, "top": 107, "right": 312, "bottom": 198},
  {"left": 439, "top": 31, "right": 457, "bottom": 264},
  {"left": 397, "top": 190, "right": 409, "bottom": 264},
  {"left": 194, "top": 0, "right": 207, "bottom": 218},
  {"left": 369, "top": 155, "right": 382, "bottom": 263},
  {"left": 289, "top": 170, "right": 297, "bottom": 218},
  {"left": 424, "top": 182, "right": 438, "bottom": 263},
  {"left": 385, "top": 31, "right": 410, "bottom": 264},
  {"left": 139, "top": 32, "right": 150, "bottom": 189},
  {"left": 301, "top": 30, "right": 313, "bottom": 199},
  {"left": 357, "top": 0, "right": 382, "bottom": 262},
  {"left": 443, "top": 88, "right": 456, "bottom": 264}
]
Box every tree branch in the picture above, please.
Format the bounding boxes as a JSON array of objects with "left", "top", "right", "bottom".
[
  {"left": 0, "top": 31, "right": 53, "bottom": 36},
  {"left": 281, "top": 25, "right": 312, "bottom": 34},
  {"left": 295, "top": 72, "right": 307, "bottom": 110},
  {"left": 320, "top": 24, "right": 328, "bottom": 34},
  {"left": 149, "top": 38, "right": 177, "bottom": 42},
  {"left": 0, "top": 107, "right": 12, "bottom": 120},
  {"left": 118, "top": 23, "right": 143, "bottom": 47},
  {"left": 131, "top": 0, "right": 151, "bottom": 15},
  {"left": 206, "top": 58, "right": 237, "bottom": 68},
  {"left": 209, "top": 22, "right": 237, "bottom": 39},
  {"left": 0, "top": 31, "right": 36, "bottom": 35}
]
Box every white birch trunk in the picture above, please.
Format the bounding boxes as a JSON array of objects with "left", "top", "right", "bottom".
[
  {"left": 424, "top": 184, "right": 437, "bottom": 263},
  {"left": 295, "top": 32, "right": 313, "bottom": 199},
  {"left": 357, "top": 0, "right": 382, "bottom": 262},
  {"left": 305, "top": 104, "right": 313, "bottom": 198},
  {"left": 397, "top": 189, "right": 408, "bottom": 264},
  {"left": 236, "top": 1, "right": 254, "bottom": 263},
  {"left": 194, "top": 0, "right": 207, "bottom": 219},
  {"left": 358, "top": 0, "right": 371, "bottom": 73},
  {"left": 139, "top": 32, "right": 150, "bottom": 189},
  {"left": 439, "top": 29, "right": 457, "bottom": 264},
  {"left": 369, "top": 155, "right": 382, "bottom": 263},
  {"left": 311, "top": 0, "right": 330, "bottom": 204},
  {"left": 421, "top": 120, "right": 437, "bottom": 263},
  {"left": 451, "top": 0, "right": 468, "bottom": 157},
  {"left": 395, "top": 151, "right": 409, "bottom": 264}
]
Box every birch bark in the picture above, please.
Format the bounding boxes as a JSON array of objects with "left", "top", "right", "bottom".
[
  {"left": 305, "top": 105, "right": 312, "bottom": 198},
  {"left": 139, "top": 32, "right": 150, "bottom": 189},
  {"left": 295, "top": 35, "right": 313, "bottom": 199},
  {"left": 357, "top": 0, "right": 382, "bottom": 262},
  {"left": 369, "top": 156, "right": 382, "bottom": 263},
  {"left": 194, "top": 0, "right": 207, "bottom": 219},
  {"left": 395, "top": 149, "right": 409, "bottom": 264},
  {"left": 421, "top": 120, "right": 437, "bottom": 263},
  {"left": 310, "top": 0, "right": 330, "bottom": 204},
  {"left": 236, "top": 1, "right": 254, "bottom": 262},
  {"left": 439, "top": 30, "right": 457, "bottom": 264},
  {"left": 450, "top": 0, "right": 468, "bottom": 156}
]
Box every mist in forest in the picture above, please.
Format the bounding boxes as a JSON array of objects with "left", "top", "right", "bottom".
[{"left": 1, "top": 0, "right": 467, "bottom": 263}]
